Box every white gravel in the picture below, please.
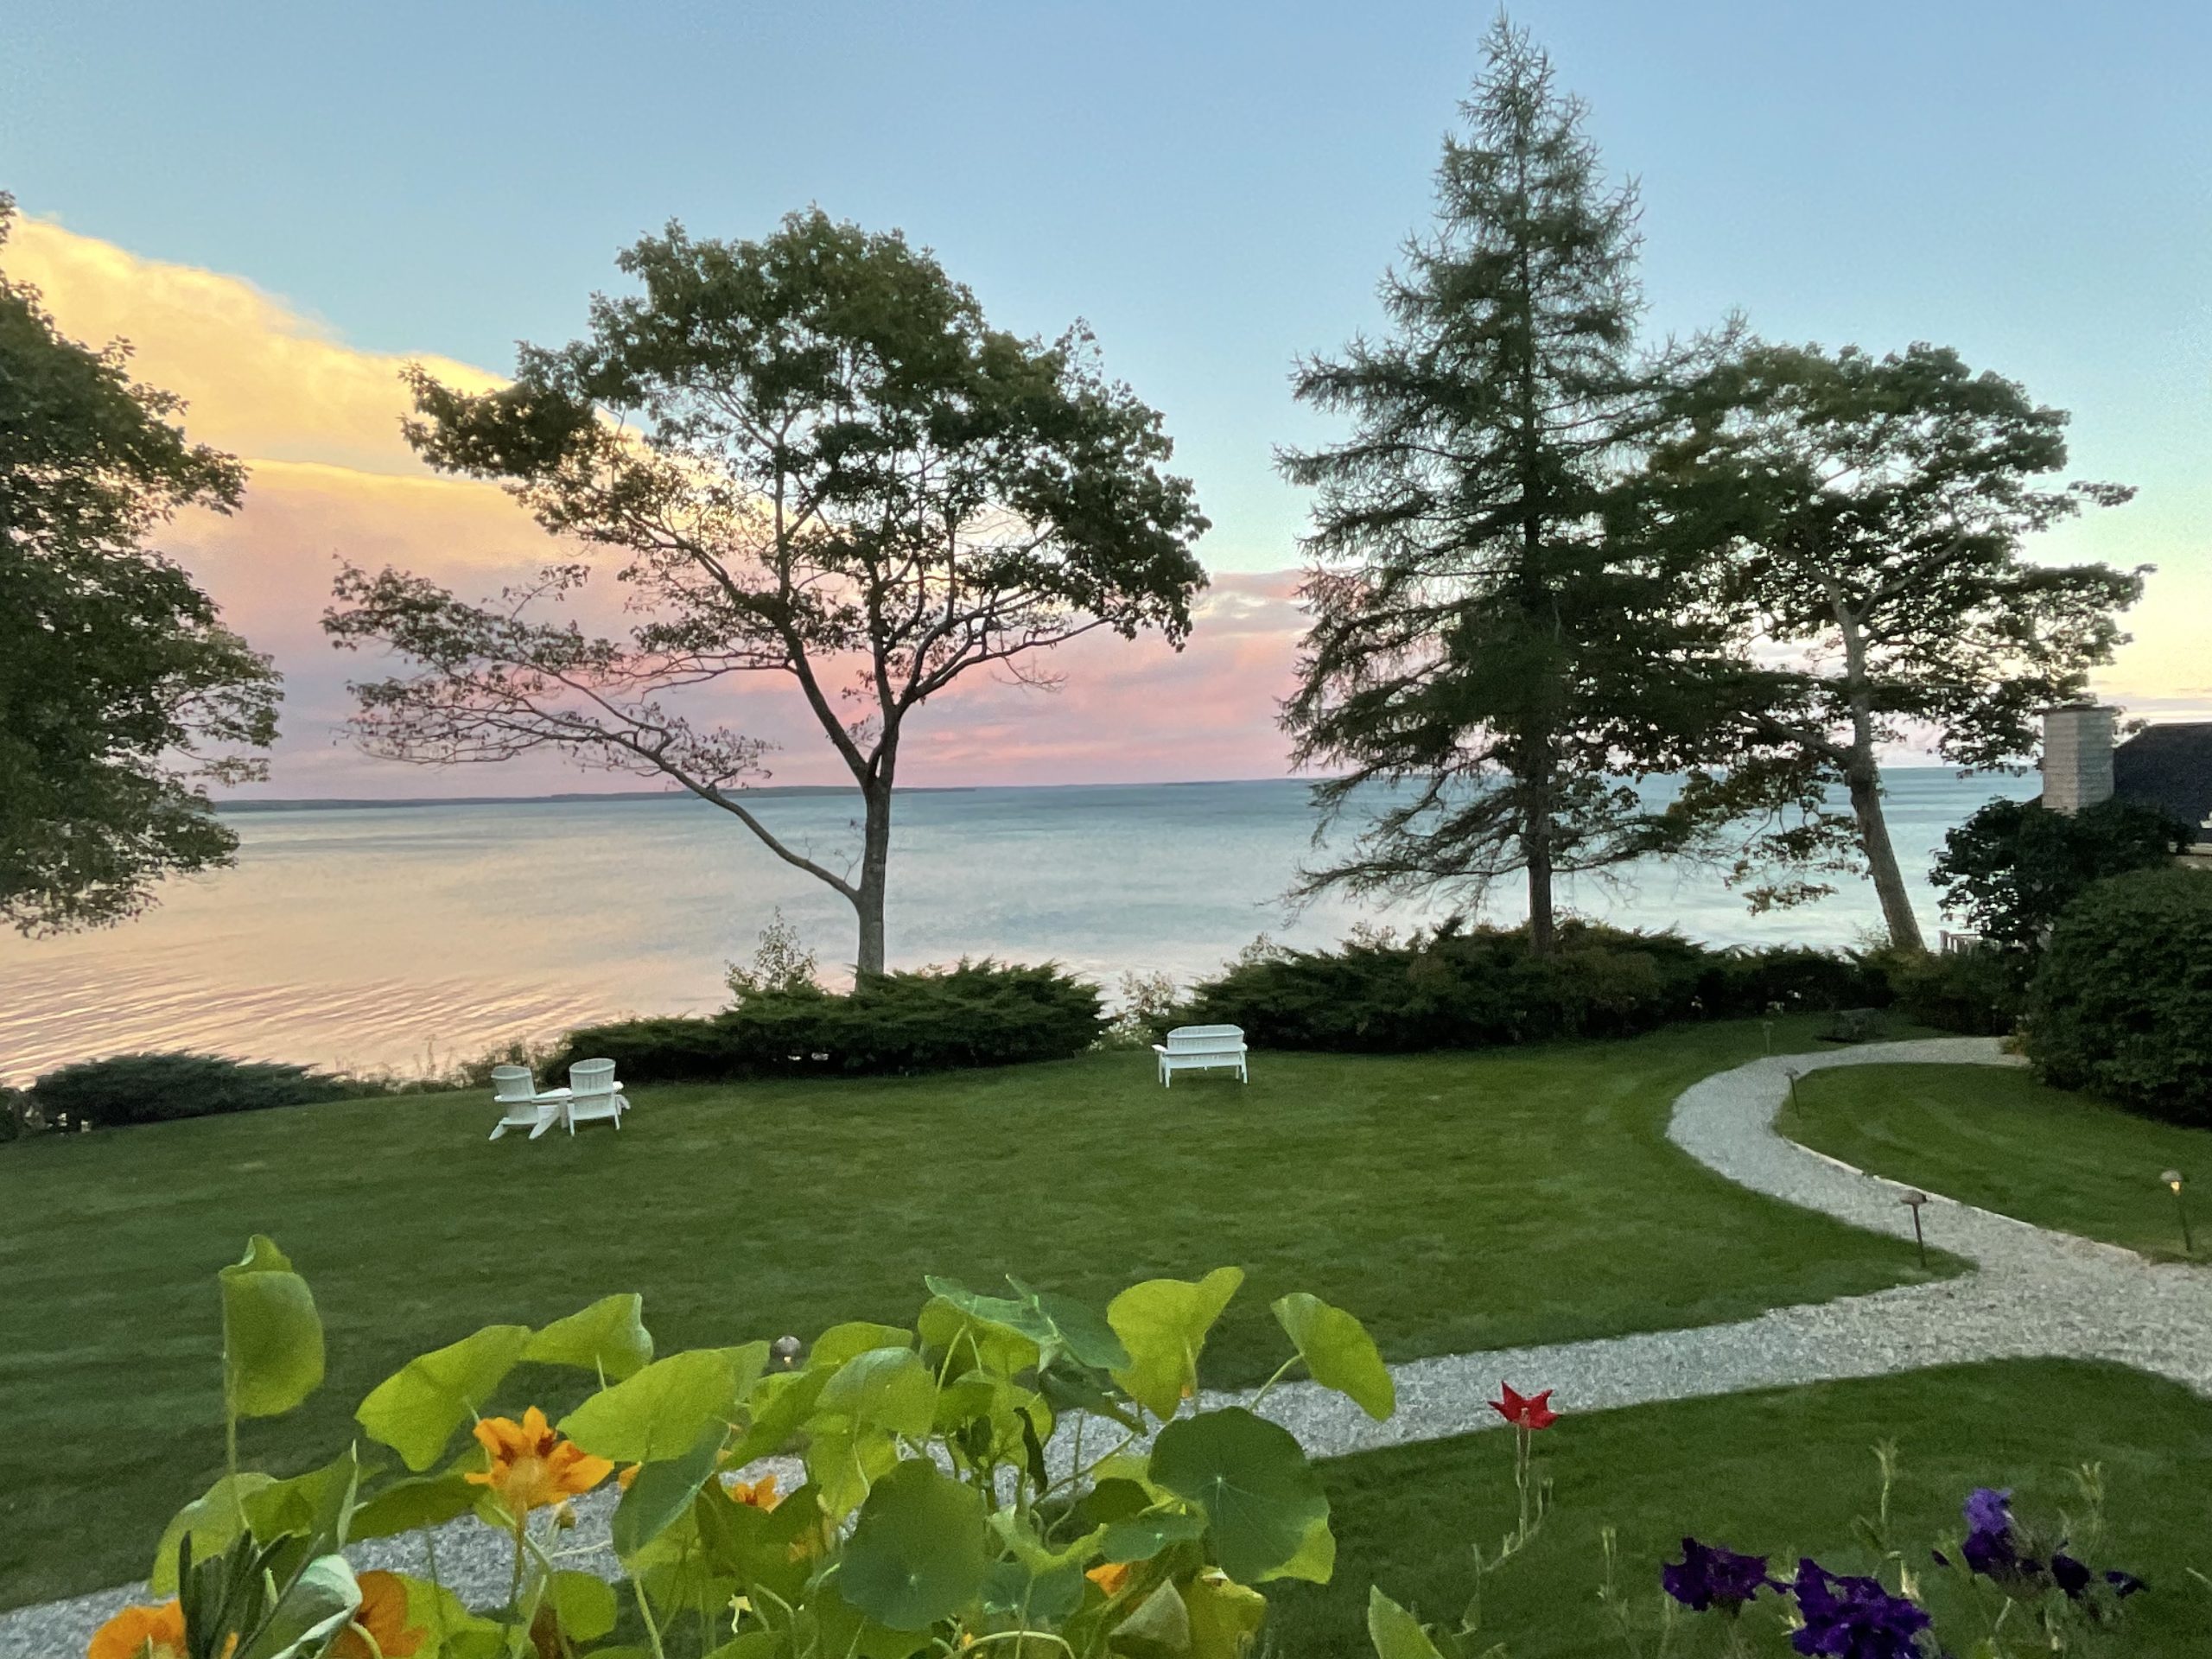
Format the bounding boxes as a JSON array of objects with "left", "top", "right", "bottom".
[{"left": 10, "top": 1039, "right": 2207, "bottom": 1656}]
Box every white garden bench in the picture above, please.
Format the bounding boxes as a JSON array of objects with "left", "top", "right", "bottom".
[{"left": 1153, "top": 1024, "right": 1249, "bottom": 1086}]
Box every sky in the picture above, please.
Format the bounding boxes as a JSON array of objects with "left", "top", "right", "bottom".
[{"left": 3, "top": 0, "right": 2207, "bottom": 796}]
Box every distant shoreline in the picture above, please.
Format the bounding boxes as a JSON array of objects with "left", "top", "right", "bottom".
[
  {"left": 213, "top": 778, "right": 1314, "bottom": 813},
  {"left": 213, "top": 767, "right": 2005, "bottom": 814}
]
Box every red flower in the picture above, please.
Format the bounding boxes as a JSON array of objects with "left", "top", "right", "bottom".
[{"left": 1490, "top": 1382, "right": 1558, "bottom": 1432}]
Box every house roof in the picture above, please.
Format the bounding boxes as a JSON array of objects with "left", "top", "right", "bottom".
[{"left": 2114, "top": 721, "right": 2212, "bottom": 843}]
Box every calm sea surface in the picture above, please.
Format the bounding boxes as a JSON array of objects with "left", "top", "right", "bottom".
[{"left": 0, "top": 772, "right": 2035, "bottom": 1083}]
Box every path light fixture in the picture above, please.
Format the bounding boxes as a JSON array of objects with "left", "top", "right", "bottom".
[
  {"left": 771, "top": 1335, "right": 804, "bottom": 1370},
  {"left": 1898, "top": 1189, "right": 1929, "bottom": 1268},
  {"left": 2162, "top": 1171, "right": 2193, "bottom": 1256},
  {"left": 1783, "top": 1066, "right": 1803, "bottom": 1111}
]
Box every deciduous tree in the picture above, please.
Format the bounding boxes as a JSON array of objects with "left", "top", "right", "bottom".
[
  {"left": 1653, "top": 342, "right": 2141, "bottom": 951},
  {"left": 0, "top": 194, "right": 279, "bottom": 934},
  {"left": 325, "top": 211, "right": 1207, "bottom": 974}
]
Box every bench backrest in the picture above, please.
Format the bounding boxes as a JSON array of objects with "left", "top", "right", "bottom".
[{"left": 1164, "top": 1025, "right": 1245, "bottom": 1051}]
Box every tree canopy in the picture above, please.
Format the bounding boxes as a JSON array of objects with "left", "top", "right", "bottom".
[
  {"left": 0, "top": 194, "right": 279, "bottom": 935},
  {"left": 1281, "top": 22, "right": 1742, "bottom": 952},
  {"left": 1651, "top": 341, "right": 2142, "bottom": 949},
  {"left": 326, "top": 209, "right": 1207, "bottom": 973}
]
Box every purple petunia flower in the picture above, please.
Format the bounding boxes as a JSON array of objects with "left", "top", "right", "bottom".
[
  {"left": 1661, "top": 1537, "right": 1775, "bottom": 1614},
  {"left": 1789, "top": 1560, "right": 1932, "bottom": 1658},
  {"left": 1962, "top": 1487, "right": 2012, "bottom": 1536}
]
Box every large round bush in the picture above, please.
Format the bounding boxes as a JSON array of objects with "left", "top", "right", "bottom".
[{"left": 2025, "top": 866, "right": 2212, "bottom": 1122}]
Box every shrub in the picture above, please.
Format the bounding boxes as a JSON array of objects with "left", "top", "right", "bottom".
[
  {"left": 550, "top": 959, "right": 1106, "bottom": 1083},
  {"left": 1934, "top": 796, "right": 2190, "bottom": 955},
  {"left": 28, "top": 1052, "right": 353, "bottom": 1129},
  {"left": 2024, "top": 866, "right": 2212, "bottom": 1122},
  {"left": 1883, "top": 945, "right": 2023, "bottom": 1036},
  {"left": 1174, "top": 921, "right": 1889, "bottom": 1052}
]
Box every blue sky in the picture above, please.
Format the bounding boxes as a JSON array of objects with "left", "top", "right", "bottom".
[{"left": 5, "top": 0, "right": 2206, "bottom": 598}]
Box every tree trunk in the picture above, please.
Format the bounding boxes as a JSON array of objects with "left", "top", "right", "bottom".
[
  {"left": 1830, "top": 599, "right": 1925, "bottom": 955},
  {"left": 1845, "top": 734, "right": 1925, "bottom": 956},
  {"left": 853, "top": 780, "right": 893, "bottom": 977}
]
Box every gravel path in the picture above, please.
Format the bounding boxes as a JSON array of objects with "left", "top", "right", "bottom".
[{"left": 10, "top": 1039, "right": 2208, "bottom": 1656}]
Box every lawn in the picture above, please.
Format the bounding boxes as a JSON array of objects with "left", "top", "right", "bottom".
[
  {"left": 1270, "top": 1357, "right": 2212, "bottom": 1657},
  {"left": 0, "top": 1019, "right": 1954, "bottom": 1609},
  {"left": 1781, "top": 1063, "right": 2212, "bottom": 1261}
]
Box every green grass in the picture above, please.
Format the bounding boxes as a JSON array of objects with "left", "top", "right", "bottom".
[
  {"left": 1781, "top": 1063, "right": 2212, "bottom": 1261},
  {"left": 0, "top": 1019, "right": 1955, "bottom": 1609},
  {"left": 1271, "top": 1358, "right": 2212, "bottom": 1657}
]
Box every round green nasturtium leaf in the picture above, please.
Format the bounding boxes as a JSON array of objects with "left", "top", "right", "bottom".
[
  {"left": 1147, "top": 1407, "right": 1331, "bottom": 1585},
  {"left": 356, "top": 1323, "right": 531, "bottom": 1472},
  {"left": 839, "top": 1459, "right": 991, "bottom": 1630},
  {"left": 560, "top": 1347, "right": 736, "bottom": 1464},
  {"left": 150, "top": 1472, "right": 276, "bottom": 1594},
  {"left": 550, "top": 1569, "right": 619, "bottom": 1643},
  {"left": 1108, "top": 1267, "right": 1244, "bottom": 1418},
  {"left": 1271, "top": 1292, "right": 1396, "bottom": 1421},
  {"left": 1182, "top": 1571, "right": 1268, "bottom": 1659},
  {"left": 523, "top": 1294, "right": 654, "bottom": 1381},
  {"left": 220, "top": 1236, "right": 325, "bottom": 1420}
]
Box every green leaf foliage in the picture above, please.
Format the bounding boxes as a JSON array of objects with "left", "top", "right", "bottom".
[
  {"left": 151, "top": 1473, "right": 276, "bottom": 1595},
  {"left": 0, "top": 195, "right": 280, "bottom": 938},
  {"left": 550, "top": 1570, "right": 619, "bottom": 1643},
  {"left": 1366, "top": 1586, "right": 1447, "bottom": 1659},
  {"left": 839, "top": 1459, "right": 992, "bottom": 1630},
  {"left": 1273, "top": 1293, "right": 1395, "bottom": 1421},
  {"left": 220, "top": 1236, "right": 324, "bottom": 1420},
  {"left": 815, "top": 1345, "right": 937, "bottom": 1437},
  {"left": 523, "top": 1294, "right": 654, "bottom": 1381},
  {"left": 235, "top": 1554, "right": 359, "bottom": 1659},
  {"left": 807, "top": 1322, "right": 914, "bottom": 1370},
  {"left": 924, "top": 1275, "right": 1130, "bottom": 1372},
  {"left": 611, "top": 1425, "right": 725, "bottom": 1557},
  {"left": 1149, "top": 1408, "right": 1332, "bottom": 1585},
  {"left": 548, "top": 963, "right": 1108, "bottom": 1083},
  {"left": 1108, "top": 1268, "right": 1244, "bottom": 1417},
  {"left": 2027, "top": 867, "right": 2212, "bottom": 1122},
  {"left": 560, "top": 1347, "right": 737, "bottom": 1463},
  {"left": 27, "top": 1053, "right": 350, "bottom": 1129},
  {"left": 349, "top": 1469, "right": 480, "bottom": 1541},
  {"left": 356, "top": 1323, "right": 531, "bottom": 1471}
]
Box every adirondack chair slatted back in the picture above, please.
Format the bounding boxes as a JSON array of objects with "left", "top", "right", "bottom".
[
  {"left": 490, "top": 1065, "right": 540, "bottom": 1104},
  {"left": 569, "top": 1058, "right": 620, "bottom": 1099}
]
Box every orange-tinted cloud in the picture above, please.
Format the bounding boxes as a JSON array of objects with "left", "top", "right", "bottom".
[{"left": 12, "top": 215, "right": 1306, "bottom": 795}]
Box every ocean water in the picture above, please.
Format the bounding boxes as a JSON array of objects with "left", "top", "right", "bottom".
[{"left": 0, "top": 771, "right": 2034, "bottom": 1083}]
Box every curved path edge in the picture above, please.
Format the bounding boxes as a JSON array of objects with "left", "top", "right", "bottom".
[{"left": 10, "top": 1039, "right": 2208, "bottom": 1654}]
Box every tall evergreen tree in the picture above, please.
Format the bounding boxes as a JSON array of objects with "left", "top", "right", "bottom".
[{"left": 1281, "top": 22, "right": 1731, "bottom": 952}]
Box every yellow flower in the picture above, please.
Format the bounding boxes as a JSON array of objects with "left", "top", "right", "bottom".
[
  {"left": 730, "top": 1474, "right": 781, "bottom": 1510},
  {"left": 1086, "top": 1560, "right": 1134, "bottom": 1598},
  {"left": 88, "top": 1603, "right": 188, "bottom": 1659},
  {"left": 330, "top": 1572, "right": 426, "bottom": 1659},
  {"left": 467, "top": 1407, "right": 614, "bottom": 1516}
]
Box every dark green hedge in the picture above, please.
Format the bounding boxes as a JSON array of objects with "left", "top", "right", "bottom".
[
  {"left": 1173, "top": 922, "right": 1892, "bottom": 1052},
  {"left": 2025, "top": 867, "right": 2212, "bottom": 1122},
  {"left": 550, "top": 960, "right": 1106, "bottom": 1084},
  {"left": 29, "top": 1052, "right": 353, "bottom": 1128},
  {"left": 1883, "top": 946, "right": 2022, "bottom": 1038}
]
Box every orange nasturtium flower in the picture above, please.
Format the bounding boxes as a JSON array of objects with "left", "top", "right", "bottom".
[
  {"left": 329, "top": 1572, "right": 426, "bottom": 1659},
  {"left": 88, "top": 1602, "right": 188, "bottom": 1659},
  {"left": 1085, "top": 1561, "right": 1134, "bottom": 1598},
  {"left": 731, "top": 1474, "right": 781, "bottom": 1510},
  {"left": 467, "top": 1407, "right": 614, "bottom": 1516}
]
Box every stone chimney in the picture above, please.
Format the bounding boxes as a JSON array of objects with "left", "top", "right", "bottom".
[{"left": 2041, "top": 705, "right": 2116, "bottom": 815}]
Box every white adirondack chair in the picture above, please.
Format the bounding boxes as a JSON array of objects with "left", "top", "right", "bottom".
[
  {"left": 488, "top": 1065, "right": 568, "bottom": 1141},
  {"left": 1153, "top": 1025, "right": 1249, "bottom": 1086},
  {"left": 560, "top": 1058, "right": 628, "bottom": 1133}
]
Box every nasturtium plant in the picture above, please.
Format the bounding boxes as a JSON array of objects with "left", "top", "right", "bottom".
[{"left": 113, "top": 1241, "right": 1396, "bottom": 1659}]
